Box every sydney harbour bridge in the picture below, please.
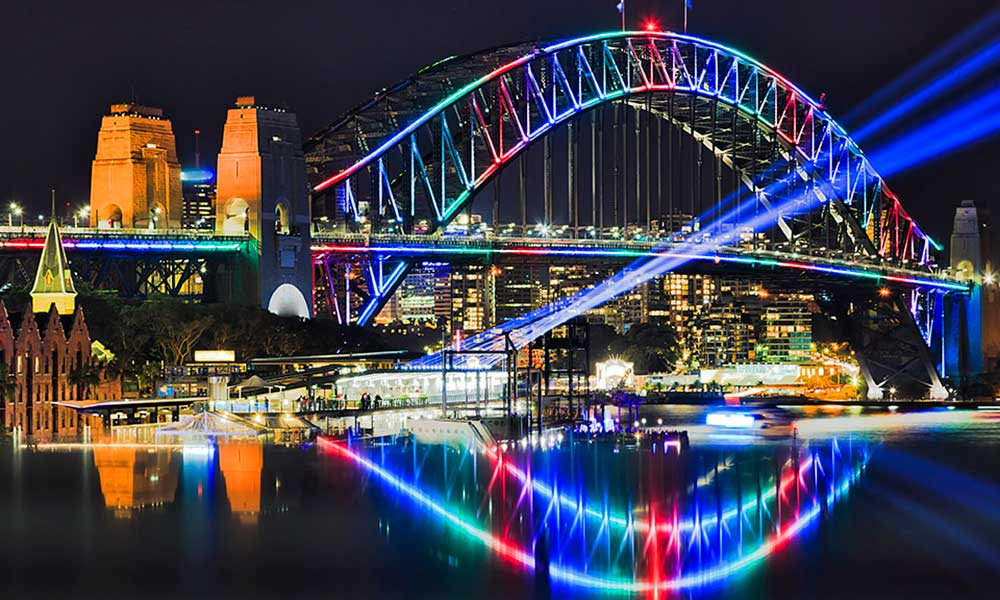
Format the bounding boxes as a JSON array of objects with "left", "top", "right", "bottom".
[
  {"left": 304, "top": 30, "right": 972, "bottom": 400},
  {"left": 0, "top": 30, "right": 978, "bottom": 399}
]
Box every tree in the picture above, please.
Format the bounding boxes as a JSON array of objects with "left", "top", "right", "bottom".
[
  {"left": 69, "top": 363, "right": 101, "bottom": 401},
  {"left": 139, "top": 300, "right": 212, "bottom": 366},
  {"left": 610, "top": 321, "right": 679, "bottom": 374},
  {"left": 136, "top": 361, "right": 161, "bottom": 395}
]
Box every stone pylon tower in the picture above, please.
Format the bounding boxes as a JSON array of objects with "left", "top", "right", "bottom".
[
  {"left": 89, "top": 104, "right": 183, "bottom": 229},
  {"left": 947, "top": 200, "right": 1000, "bottom": 376},
  {"left": 946, "top": 200, "right": 985, "bottom": 378},
  {"left": 31, "top": 217, "right": 77, "bottom": 315},
  {"left": 215, "top": 97, "right": 312, "bottom": 317}
]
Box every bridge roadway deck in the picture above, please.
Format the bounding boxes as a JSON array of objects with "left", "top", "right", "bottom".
[
  {"left": 1, "top": 227, "right": 967, "bottom": 292},
  {"left": 313, "top": 233, "right": 968, "bottom": 292},
  {"left": 0, "top": 226, "right": 249, "bottom": 253}
]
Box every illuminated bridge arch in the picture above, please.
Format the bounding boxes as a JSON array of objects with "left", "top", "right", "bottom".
[{"left": 307, "top": 30, "right": 940, "bottom": 326}]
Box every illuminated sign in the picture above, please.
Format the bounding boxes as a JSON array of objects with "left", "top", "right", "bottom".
[{"left": 194, "top": 350, "right": 235, "bottom": 363}]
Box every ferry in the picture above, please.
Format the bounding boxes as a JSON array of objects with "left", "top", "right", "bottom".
[{"left": 705, "top": 408, "right": 796, "bottom": 438}]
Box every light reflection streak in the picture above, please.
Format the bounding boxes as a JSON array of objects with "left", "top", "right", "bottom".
[
  {"left": 319, "top": 436, "right": 868, "bottom": 593},
  {"left": 496, "top": 449, "right": 805, "bottom": 535}
]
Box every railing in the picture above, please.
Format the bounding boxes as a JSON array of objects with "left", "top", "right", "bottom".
[
  {"left": 0, "top": 225, "right": 249, "bottom": 242},
  {"left": 312, "top": 232, "right": 965, "bottom": 285}
]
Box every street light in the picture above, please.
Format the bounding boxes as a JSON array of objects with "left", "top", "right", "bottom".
[
  {"left": 11, "top": 204, "right": 23, "bottom": 228},
  {"left": 75, "top": 206, "right": 90, "bottom": 228},
  {"left": 7, "top": 202, "right": 20, "bottom": 227}
]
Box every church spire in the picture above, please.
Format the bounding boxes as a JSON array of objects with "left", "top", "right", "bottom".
[{"left": 31, "top": 209, "right": 77, "bottom": 315}]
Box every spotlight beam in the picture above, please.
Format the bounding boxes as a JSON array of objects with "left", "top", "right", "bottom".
[
  {"left": 845, "top": 8, "right": 1000, "bottom": 128},
  {"left": 854, "top": 37, "right": 1000, "bottom": 142},
  {"left": 870, "top": 83, "right": 1000, "bottom": 177}
]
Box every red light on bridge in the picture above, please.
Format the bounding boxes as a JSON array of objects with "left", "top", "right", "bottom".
[{"left": 644, "top": 20, "right": 660, "bottom": 32}]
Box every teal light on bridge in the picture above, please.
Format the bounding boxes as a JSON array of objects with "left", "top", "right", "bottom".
[
  {"left": 0, "top": 236, "right": 243, "bottom": 253},
  {"left": 311, "top": 243, "right": 969, "bottom": 292}
]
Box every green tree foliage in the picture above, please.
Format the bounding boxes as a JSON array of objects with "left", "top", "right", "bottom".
[
  {"left": 608, "top": 320, "right": 679, "bottom": 374},
  {"left": 68, "top": 363, "right": 101, "bottom": 401},
  {"left": 1, "top": 287, "right": 393, "bottom": 391},
  {"left": 587, "top": 324, "right": 621, "bottom": 370}
]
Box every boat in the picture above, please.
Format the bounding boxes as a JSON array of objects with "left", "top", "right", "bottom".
[{"left": 705, "top": 408, "right": 795, "bottom": 438}]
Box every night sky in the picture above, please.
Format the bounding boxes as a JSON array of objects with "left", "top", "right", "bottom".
[{"left": 2, "top": 0, "right": 997, "bottom": 245}]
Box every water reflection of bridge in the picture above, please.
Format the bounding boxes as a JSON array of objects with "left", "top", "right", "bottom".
[{"left": 321, "top": 434, "right": 870, "bottom": 594}]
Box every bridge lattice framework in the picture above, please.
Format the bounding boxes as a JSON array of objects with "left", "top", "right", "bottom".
[{"left": 304, "top": 31, "right": 971, "bottom": 398}]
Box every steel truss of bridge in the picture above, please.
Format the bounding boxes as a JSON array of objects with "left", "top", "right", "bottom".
[
  {"left": 302, "top": 30, "right": 977, "bottom": 399},
  {"left": 0, "top": 228, "right": 256, "bottom": 301},
  {"left": 312, "top": 233, "right": 967, "bottom": 293}
]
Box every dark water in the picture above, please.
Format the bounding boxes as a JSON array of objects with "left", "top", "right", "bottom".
[{"left": 2, "top": 407, "right": 1000, "bottom": 599}]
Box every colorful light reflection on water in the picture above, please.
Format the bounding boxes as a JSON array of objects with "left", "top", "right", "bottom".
[{"left": 319, "top": 433, "right": 869, "bottom": 596}]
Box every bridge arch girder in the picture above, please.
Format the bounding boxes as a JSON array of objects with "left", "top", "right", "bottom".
[
  {"left": 307, "top": 31, "right": 947, "bottom": 348},
  {"left": 309, "top": 32, "right": 935, "bottom": 265}
]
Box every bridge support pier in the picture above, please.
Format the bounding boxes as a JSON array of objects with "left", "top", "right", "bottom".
[
  {"left": 941, "top": 289, "right": 983, "bottom": 389},
  {"left": 822, "top": 292, "right": 947, "bottom": 400},
  {"left": 946, "top": 200, "right": 988, "bottom": 390}
]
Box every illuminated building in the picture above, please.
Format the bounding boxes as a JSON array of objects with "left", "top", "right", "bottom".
[
  {"left": 492, "top": 264, "right": 544, "bottom": 325},
  {"left": 664, "top": 274, "right": 716, "bottom": 314},
  {"left": 397, "top": 262, "right": 450, "bottom": 323},
  {"left": 181, "top": 168, "right": 216, "bottom": 230},
  {"left": 216, "top": 96, "right": 313, "bottom": 317},
  {"left": 451, "top": 264, "right": 489, "bottom": 333},
  {"left": 546, "top": 264, "right": 599, "bottom": 304},
  {"left": 717, "top": 277, "right": 764, "bottom": 298},
  {"left": 759, "top": 295, "right": 814, "bottom": 363},
  {"left": 89, "top": 104, "right": 182, "bottom": 229},
  {"left": 695, "top": 296, "right": 757, "bottom": 367},
  {"left": 1, "top": 222, "right": 121, "bottom": 438},
  {"left": 591, "top": 286, "right": 647, "bottom": 332},
  {"left": 30, "top": 217, "right": 76, "bottom": 315},
  {"left": 161, "top": 350, "right": 247, "bottom": 397},
  {"left": 645, "top": 275, "right": 672, "bottom": 319}
]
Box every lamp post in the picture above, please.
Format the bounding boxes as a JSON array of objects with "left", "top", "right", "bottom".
[
  {"left": 148, "top": 206, "right": 162, "bottom": 230},
  {"left": 75, "top": 206, "right": 90, "bottom": 228},
  {"left": 12, "top": 205, "right": 23, "bottom": 228},
  {"left": 7, "top": 202, "right": 20, "bottom": 227}
]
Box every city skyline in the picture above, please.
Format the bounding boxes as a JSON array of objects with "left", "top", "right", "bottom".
[
  {"left": 4, "top": 4, "right": 1000, "bottom": 598},
  {"left": 3, "top": 0, "right": 998, "bottom": 245}
]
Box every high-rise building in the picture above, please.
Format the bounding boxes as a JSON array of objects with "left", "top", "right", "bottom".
[
  {"left": 695, "top": 296, "right": 757, "bottom": 367},
  {"left": 664, "top": 274, "right": 717, "bottom": 314},
  {"left": 397, "top": 263, "right": 449, "bottom": 323},
  {"left": 216, "top": 96, "right": 312, "bottom": 317},
  {"left": 759, "top": 295, "right": 814, "bottom": 363},
  {"left": 492, "top": 264, "right": 544, "bottom": 326},
  {"left": 181, "top": 169, "right": 216, "bottom": 230},
  {"left": 89, "top": 104, "right": 183, "bottom": 229},
  {"left": 451, "top": 265, "right": 489, "bottom": 333}
]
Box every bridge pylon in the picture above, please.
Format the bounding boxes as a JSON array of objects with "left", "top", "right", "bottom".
[
  {"left": 946, "top": 200, "right": 995, "bottom": 385},
  {"left": 216, "top": 96, "right": 312, "bottom": 318}
]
